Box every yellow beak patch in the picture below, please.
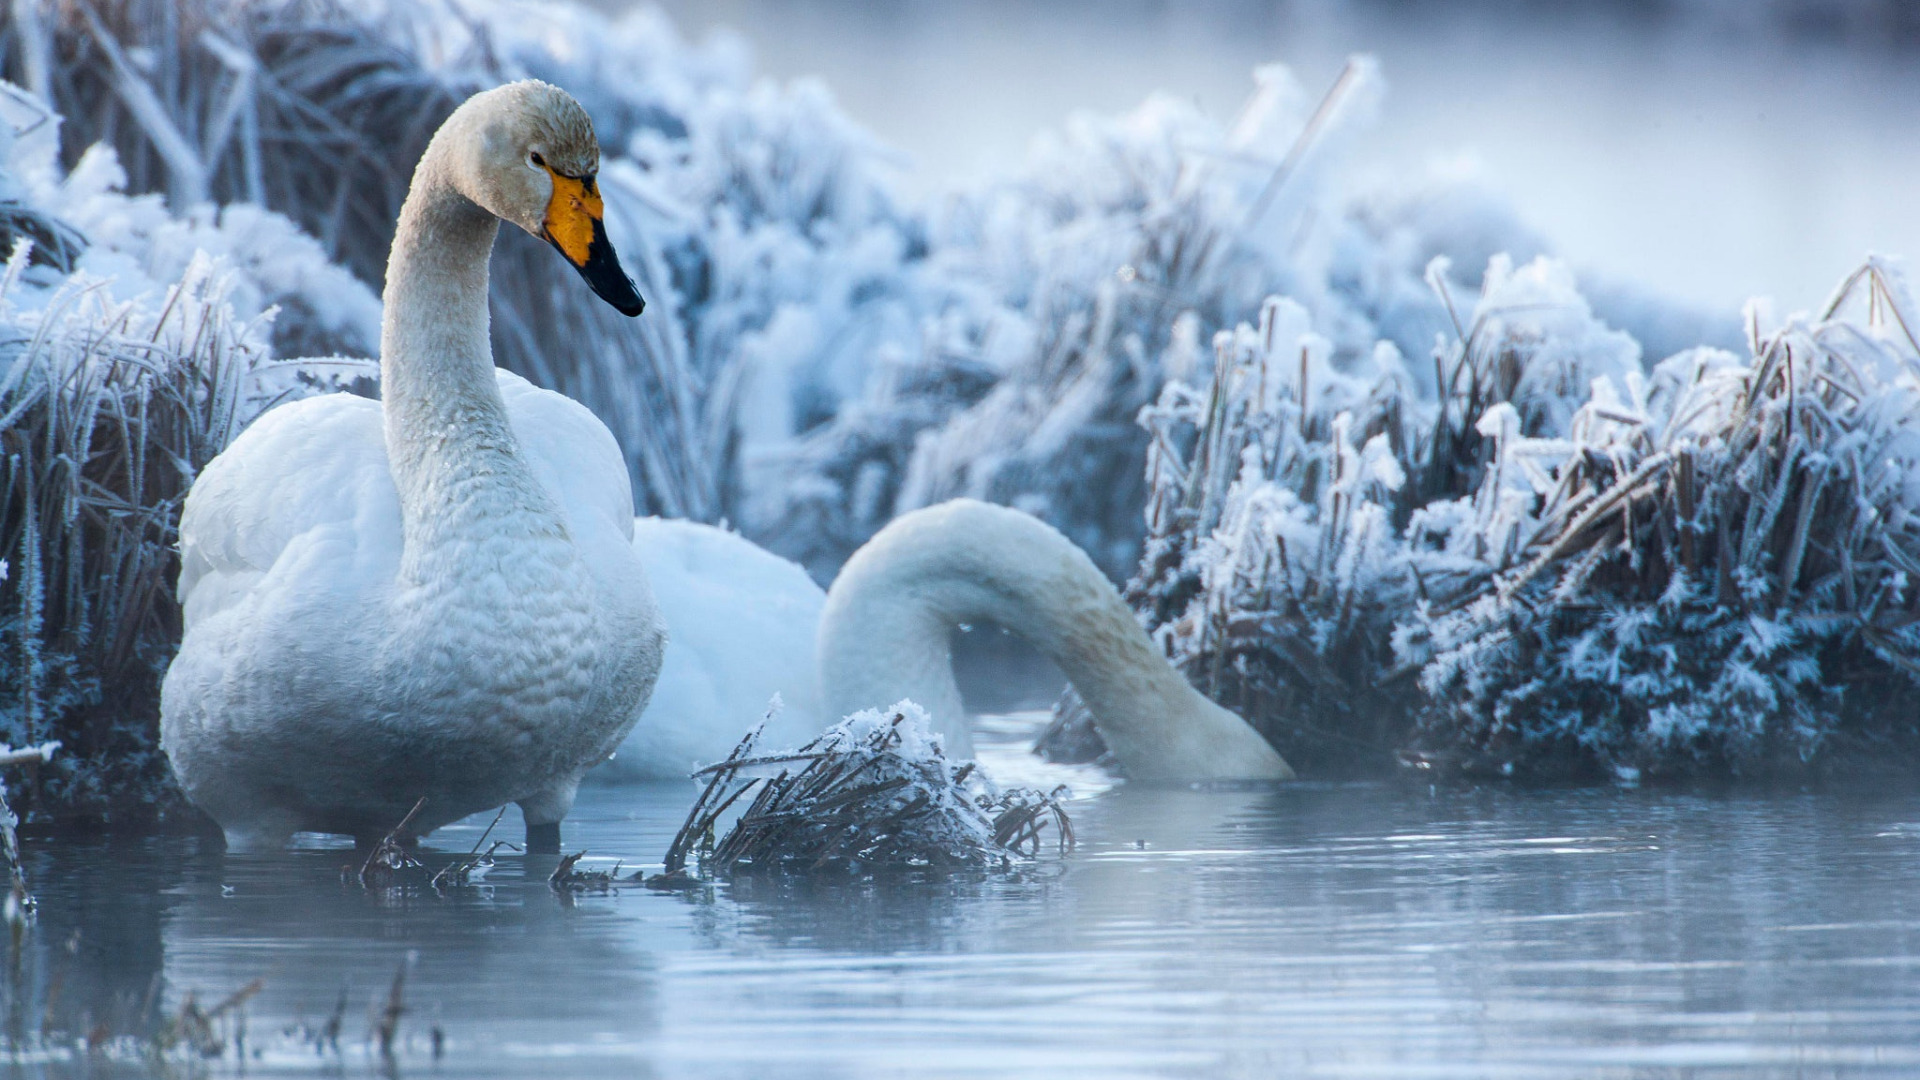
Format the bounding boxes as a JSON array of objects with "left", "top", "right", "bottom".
[{"left": 542, "top": 170, "right": 604, "bottom": 268}]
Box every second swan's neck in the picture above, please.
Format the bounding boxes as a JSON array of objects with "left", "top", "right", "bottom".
[
  {"left": 817, "top": 500, "right": 1293, "bottom": 781},
  {"left": 380, "top": 134, "right": 559, "bottom": 565}
]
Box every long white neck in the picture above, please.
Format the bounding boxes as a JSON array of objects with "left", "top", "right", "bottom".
[
  {"left": 818, "top": 500, "right": 1294, "bottom": 782},
  {"left": 380, "top": 116, "right": 562, "bottom": 575}
]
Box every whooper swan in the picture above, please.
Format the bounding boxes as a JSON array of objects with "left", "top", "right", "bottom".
[
  {"left": 610, "top": 500, "right": 1292, "bottom": 783},
  {"left": 161, "top": 81, "right": 663, "bottom": 853}
]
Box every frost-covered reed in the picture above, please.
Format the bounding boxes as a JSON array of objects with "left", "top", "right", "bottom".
[
  {"left": 1116, "top": 297, "right": 1426, "bottom": 775},
  {"left": 1116, "top": 253, "right": 1920, "bottom": 781},
  {"left": 0, "top": 245, "right": 273, "bottom": 820},
  {"left": 772, "top": 58, "right": 1412, "bottom": 577},
  {"left": 1406, "top": 259, "right": 1920, "bottom": 780}
]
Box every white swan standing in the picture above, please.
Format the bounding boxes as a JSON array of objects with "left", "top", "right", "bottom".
[
  {"left": 613, "top": 500, "right": 1292, "bottom": 782},
  {"left": 161, "top": 81, "right": 663, "bottom": 852}
]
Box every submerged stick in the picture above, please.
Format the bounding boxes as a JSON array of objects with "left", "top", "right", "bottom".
[
  {"left": 357, "top": 797, "right": 427, "bottom": 887},
  {"left": 376, "top": 952, "right": 413, "bottom": 1059},
  {"left": 428, "top": 806, "right": 514, "bottom": 890}
]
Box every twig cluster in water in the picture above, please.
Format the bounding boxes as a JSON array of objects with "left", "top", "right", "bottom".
[
  {"left": 356, "top": 796, "right": 427, "bottom": 888},
  {"left": 660, "top": 703, "right": 1072, "bottom": 880},
  {"left": 1, "top": 949, "right": 436, "bottom": 1070},
  {"left": 156, "top": 978, "right": 261, "bottom": 1059},
  {"left": 428, "top": 805, "right": 517, "bottom": 890},
  {"left": 374, "top": 951, "right": 413, "bottom": 1060},
  {"left": 549, "top": 852, "right": 626, "bottom": 894},
  {"left": 348, "top": 799, "right": 529, "bottom": 893}
]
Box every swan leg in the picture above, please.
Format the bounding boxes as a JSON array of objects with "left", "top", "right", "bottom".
[
  {"left": 221, "top": 822, "right": 299, "bottom": 853},
  {"left": 215, "top": 806, "right": 302, "bottom": 853},
  {"left": 525, "top": 821, "right": 561, "bottom": 854},
  {"left": 519, "top": 779, "right": 579, "bottom": 855}
]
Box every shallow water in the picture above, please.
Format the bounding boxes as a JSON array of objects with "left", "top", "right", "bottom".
[{"left": 13, "top": 714, "right": 1920, "bottom": 1077}]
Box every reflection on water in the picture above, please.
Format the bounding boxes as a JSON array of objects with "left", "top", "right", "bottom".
[{"left": 14, "top": 716, "right": 1920, "bottom": 1076}]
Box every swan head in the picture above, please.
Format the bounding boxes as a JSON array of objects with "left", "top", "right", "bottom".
[{"left": 448, "top": 80, "right": 645, "bottom": 317}]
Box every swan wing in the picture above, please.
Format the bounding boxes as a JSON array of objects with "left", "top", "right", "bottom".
[
  {"left": 174, "top": 373, "right": 646, "bottom": 652},
  {"left": 163, "top": 389, "right": 400, "bottom": 842},
  {"left": 174, "top": 391, "right": 400, "bottom": 631},
  {"left": 178, "top": 370, "right": 635, "bottom": 623}
]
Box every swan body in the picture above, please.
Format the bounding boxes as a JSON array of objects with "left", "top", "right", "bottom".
[
  {"left": 612, "top": 517, "right": 829, "bottom": 777},
  {"left": 611, "top": 500, "right": 1292, "bottom": 782},
  {"left": 161, "top": 81, "right": 662, "bottom": 848}
]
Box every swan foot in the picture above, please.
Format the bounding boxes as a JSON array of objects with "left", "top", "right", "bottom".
[
  {"left": 525, "top": 821, "right": 561, "bottom": 854},
  {"left": 519, "top": 778, "right": 579, "bottom": 854}
]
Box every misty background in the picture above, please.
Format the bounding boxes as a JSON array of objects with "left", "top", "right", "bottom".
[{"left": 620, "top": 0, "right": 1917, "bottom": 316}]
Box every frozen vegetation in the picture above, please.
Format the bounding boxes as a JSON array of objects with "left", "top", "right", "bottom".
[
  {"left": 662, "top": 702, "right": 1070, "bottom": 877},
  {"left": 1107, "top": 256, "right": 1920, "bottom": 781},
  {"left": 0, "top": 0, "right": 1914, "bottom": 820}
]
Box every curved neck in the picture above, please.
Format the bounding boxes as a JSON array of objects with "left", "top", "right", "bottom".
[
  {"left": 381, "top": 136, "right": 558, "bottom": 569},
  {"left": 818, "top": 501, "right": 1292, "bottom": 781}
]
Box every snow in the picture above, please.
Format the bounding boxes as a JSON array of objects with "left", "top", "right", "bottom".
[{"left": 0, "top": 90, "right": 379, "bottom": 357}]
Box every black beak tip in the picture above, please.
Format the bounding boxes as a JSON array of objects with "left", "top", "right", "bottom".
[
  {"left": 608, "top": 283, "right": 645, "bottom": 318},
  {"left": 552, "top": 221, "right": 647, "bottom": 318},
  {"left": 578, "top": 256, "right": 645, "bottom": 318}
]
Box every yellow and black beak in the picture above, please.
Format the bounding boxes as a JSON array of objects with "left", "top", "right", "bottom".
[{"left": 541, "top": 170, "right": 645, "bottom": 317}]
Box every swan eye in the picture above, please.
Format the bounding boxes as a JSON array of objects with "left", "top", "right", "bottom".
[{"left": 529, "top": 151, "right": 546, "bottom": 170}]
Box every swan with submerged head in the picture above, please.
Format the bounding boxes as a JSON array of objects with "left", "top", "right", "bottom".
[
  {"left": 614, "top": 500, "right": 1292, "bottom": 783},
  {"left": 161, "top": 81, "right": 662, "bottom": 853}
]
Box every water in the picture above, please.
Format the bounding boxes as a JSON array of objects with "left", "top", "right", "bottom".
[{"left": 14, "top": 714, "right": 1920, "bottom": 1077}]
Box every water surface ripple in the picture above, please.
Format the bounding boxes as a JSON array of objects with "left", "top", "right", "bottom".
[{"left": 15, "top": 721, "right": 1920, "bottom": 1077}]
